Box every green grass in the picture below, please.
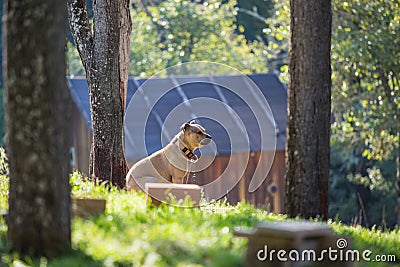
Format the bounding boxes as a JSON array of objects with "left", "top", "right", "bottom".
[
  {"left": 0, "top": 172, "right": 399, "bottom": 266},
  {"left": 0, "top": 175, "right": 7, "bottom": 211}
]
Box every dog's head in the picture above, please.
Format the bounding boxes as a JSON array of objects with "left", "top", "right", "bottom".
[{"left": 180, "top": 120, "right": 212, "bottom": 149}]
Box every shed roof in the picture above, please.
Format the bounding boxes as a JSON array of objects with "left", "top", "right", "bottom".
[{"left": 68, "top": 73, "right": 287, "bottom": 162}]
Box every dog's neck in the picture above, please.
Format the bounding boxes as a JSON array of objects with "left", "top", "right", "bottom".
[{"left": 175, "top": 133, "right": 198, "bottom": 160}]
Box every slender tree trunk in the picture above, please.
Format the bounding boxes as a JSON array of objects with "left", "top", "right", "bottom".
[
  {"left": 119, "top": 0, "right": 132, "bottom": 113},
  {"left": 4, "top": 0, "right": 70, "bottom": 256},
  {"left": 285, "top": 0, "right": 332, "bottom": 220},
  {"left": 67, "top": 0, "right": 131, "bottom": 188},
  {"left": 396, "top": 139, "right": 400, "bottom": 226}
]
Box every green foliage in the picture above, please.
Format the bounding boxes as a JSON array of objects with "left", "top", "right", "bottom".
[
  {"left": 66, "top": 0, "right": 270, "bottom": 77},
  {"left": 329, "top": 135, "right": 397, "bottom": 228},
  {"left": 347, "top": 166, "right": 391, "bottom": 192},
  {"left": 266, "top": 0, "right": 399, "bottom": 158},
  {"left": 1, "top": 172, "right": 399, "bottom": 266},
  {"left": 331, "top": 0, "right": 400, "bottom": 161},
  {"left": 66, "top": 41, "right": 85, "bottom": 77},
  {"left": 129, "top": 0, "right": 269, "bottom": 77},
  {"left": 0, "top": 176, "right": 7, "bottom": 212},
  {"left": 328, "top": 0, "right": 400, "bottom": 223},
  {"left": 329, "top": 139, "right": 359, "bottom": 225},
  {"left": 70, "top": 172, "right": 119, "bottom": 199},
  {"left": 235, "top": 0, "right": 274, "bottom": 45},
  {"left": 263, "top": 0, "right": 289, "bottom": 82},
  {"left": 0, "top": 148, "right": 8, "bottom": 211}
]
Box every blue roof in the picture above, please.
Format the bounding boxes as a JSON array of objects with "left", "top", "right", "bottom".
[{"left": 68, "top": 73, "right": 287, "bottom": 163}]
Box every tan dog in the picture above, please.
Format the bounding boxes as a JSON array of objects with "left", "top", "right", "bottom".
[{"left": 126, "top": 120, "right": 212, "bottom": 191}]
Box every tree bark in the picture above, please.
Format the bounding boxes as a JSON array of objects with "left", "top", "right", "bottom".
[
  {"left": 119, "top": 0, "right": 132, "bottom": 113},
  {"left": 67, "top": 0, "right": 131, "bottom": 187},
  {"left": 4, "top": 0, "right": 71, "bottom": 256},
  {"left": 396, "top": 140, "right": 400, "bottom": 226},
  {"left": 285, "top": 0, "right": 332, "bottom": 220}
]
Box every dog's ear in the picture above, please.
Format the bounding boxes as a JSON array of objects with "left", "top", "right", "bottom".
[
  {"left": 180, "top": 123, "right": 190, "bottom": 131},
  {"left": 189, "top": 120, "right": 196, "bottom": 124}
]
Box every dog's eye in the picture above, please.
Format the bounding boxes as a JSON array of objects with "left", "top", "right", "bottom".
[{"left": 197, "top": 131, "right": 202, "bottom": 134}]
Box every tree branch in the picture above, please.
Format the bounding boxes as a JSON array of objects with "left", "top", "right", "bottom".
[
  {"left": 67, "top": 0, "right": 94, "bottom": 71},
  {"left": 236, "top": 7, "right": 268, "bottom": 23}
]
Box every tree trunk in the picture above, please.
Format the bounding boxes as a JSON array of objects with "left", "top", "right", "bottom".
[
  {"left": 285, "top": 0, "right": 332, "bottom": 220},
  {"left": 67, "top": 0, "right": 131, "bottom": 188},
  {"left": 119, "top": 0, "right": 132, "bottom": 113},
  {"left": 4, "top": 0, "right": 71, "bottom": 256},
  {"left": 396, "top": 140, "right": 400, "bottom": 226}
]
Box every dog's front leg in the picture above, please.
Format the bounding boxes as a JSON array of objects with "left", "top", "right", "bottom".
[
  {"left": 171, "top": 176, "right": 184, "bottom": 184},
  {"left": 171, "top": 169, "right": 187, "bottom": 184}
]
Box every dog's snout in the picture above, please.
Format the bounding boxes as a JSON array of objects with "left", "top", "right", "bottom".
[{"left": 200, "top": 135, "right": 212, "bottom": 145}]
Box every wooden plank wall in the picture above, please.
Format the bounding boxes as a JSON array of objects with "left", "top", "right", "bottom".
[
  {"left": 70, "top": 102, "right": 91, "bottom": 176},
  {"left": 188, "top": 150, "right": 285, "bottom": 213}
]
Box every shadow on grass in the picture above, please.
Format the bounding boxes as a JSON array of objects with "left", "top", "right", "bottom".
[{"left": 0, "top": 229, "right": 103, "bottom": 267}]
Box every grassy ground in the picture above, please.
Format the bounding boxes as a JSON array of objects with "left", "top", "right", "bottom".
[{"left": 0, "top": 173, "right": 399, "bottom": 266}]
